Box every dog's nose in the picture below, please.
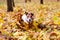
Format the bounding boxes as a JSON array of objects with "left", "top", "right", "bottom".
[{"left": 29, "top": 19, "right": 31, "bottom": 22}]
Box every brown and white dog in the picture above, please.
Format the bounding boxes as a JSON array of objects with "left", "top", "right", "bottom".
[
  {"left": 15, "top": 11, "right": 34, "bottom": 30},
  {"left": 21, "top": 12, "right": 34, "bottom": 29},
  {"left": 22, "top": 12, "right": 34, "bottom": 24}
]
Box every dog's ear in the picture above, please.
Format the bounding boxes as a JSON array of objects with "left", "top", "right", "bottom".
[
  {"left": 31, "top": 13, "right": 34, "bottom": 16},
  {"left": 25, "top": 12, "right": 28, "bottom": 15}
]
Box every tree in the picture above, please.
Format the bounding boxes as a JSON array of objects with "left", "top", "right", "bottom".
[
  {"left": 25, "top": 0, "right": 31, "bottom": 3},
  {"left": 7, "top": 0, "right": 13, "bottom": 12},
  {"left": 57, "top": 0, "right": 59, "bottom": 1},
  {"left": 40, "top": 0, "right": 43, "bottom": 4},
  {"left": 12, "top": 0, "right": 15, "bottom": 7}
]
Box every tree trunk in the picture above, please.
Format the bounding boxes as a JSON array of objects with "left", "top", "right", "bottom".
[
  {"left": 12, "top": 0, "right": 15, "bottom": 7},
  {"left": 29, "top": 0, "right": 31, "bottom": 2},
  {"left": 40, "top": 0, "right": 43, "bottom": 4},
  {"left": 25, "top": 0, "right": 31, "bottom": 3},
  {"left": 25, "top": 0, "right": 27, "bottom": 3},
  {"left": 7, "top": 0, "right": 13, "bottom": 12},
  {"left": 57, "top": 0, "right": 59, "bottom": 1}
]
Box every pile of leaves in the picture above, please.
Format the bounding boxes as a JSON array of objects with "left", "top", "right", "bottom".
[{"left": 0, "top": 2, "right": 60, "bottom": 40}]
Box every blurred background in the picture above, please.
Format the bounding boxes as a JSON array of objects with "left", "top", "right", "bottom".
[{"left": 0, "top": 0, "right": 60, "bottom": 4}]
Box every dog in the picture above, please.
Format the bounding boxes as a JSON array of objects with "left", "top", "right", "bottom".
[
  {"left": 15, "top": 11, "right": 34, "bottom": 30},
  {"left": 21, "top": 12, "right": 34, "bottom": 29},
  {"left": 22, "top": 12, "right": 34, "bottom": 24}
]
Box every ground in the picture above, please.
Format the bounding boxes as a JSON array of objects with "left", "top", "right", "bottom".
[{"left": 0, "top": 0, "right": 60, "bottom": 40}]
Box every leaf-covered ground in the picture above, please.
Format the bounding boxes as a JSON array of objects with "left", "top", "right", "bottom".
[{"left": 0, "top": 2, "right": 60, "bottom": 40}]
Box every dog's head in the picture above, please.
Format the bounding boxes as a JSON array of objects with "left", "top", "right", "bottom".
[{"left": 25, "top": 12, "right": 34, "bottom": 23}]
